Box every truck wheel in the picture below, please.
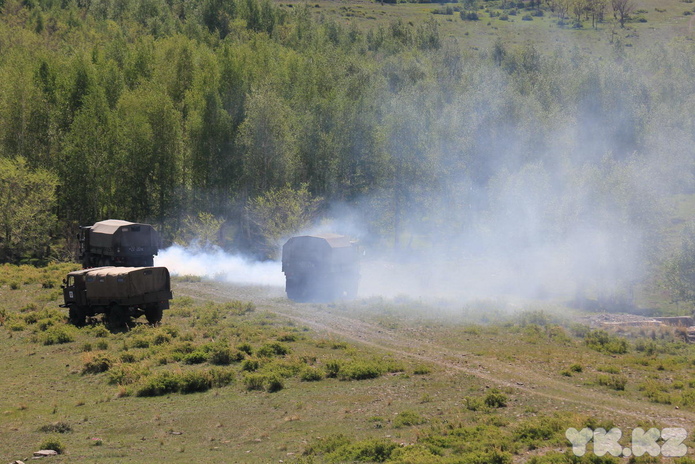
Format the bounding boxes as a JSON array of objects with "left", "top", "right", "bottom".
[
  {"left": 145, "top": 306, "right": 163, "bottom": 325},
  {"left": 68, "top": 305, "right": 86, "bottom": 327},
  {"left": 108, "top": 304, "right": 128, "bottom": 328}
]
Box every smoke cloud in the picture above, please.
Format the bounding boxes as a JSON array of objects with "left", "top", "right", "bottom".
[{"left": 155, "top": 244, "right": 284, "bottom": 287}]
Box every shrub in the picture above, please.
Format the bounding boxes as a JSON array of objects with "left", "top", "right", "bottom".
[
  {"left": 208, "top": 367, "right": 234, "bottom": 387},
  {"left": 108, "top": 364, "right": 147, "bottom": 385},
  {"left": 237, "top": 342, "right": 253, "bottom": 355},
  {"left": 39, "top": 437, "right": 65, "bottom": 454},
  {"left": 257, "top": 342, "right": 290, "bottom": 357},
  {"left": 152, "top": 332, "right": 171, "bottom": 345},
  {"left": 484, "top": 389, "right": 508, "bottom": 408},
  {"left": 136, "top": 372, "right": 181, "bottom": 397},
  {"left": 393, "top": 410, "right": 427, "bottom": 428},
  {"left": 597, "top": 374, "right": 627, "bottom": 391},
  {"left": 183, "top": 350, "right": 208, "bottom": 365},
  {"left": 325, "top": 359, "right": 342, "bottom": 378},
  {"left": 179, "top": 371, "right": 212, "bottom": 393},
  {"left": 277, "top": 332, "right": 298, "bottom": 342},
  {"left": 209, "top": 346, "right": 244, "bottom": 365},
  {"left": 339, "top": 361, "right": 383, "bottom": 381},
  {"left": 38, "top": 422, "right": 72, "bottom": 433},
  {"left": 241, "top": 359, "right": 260, "bottom": 372},
  {"left": 327, "top": 439, "right": 398, "bottom": 462},
  {"left": 82, "top": 353, "right": 114, "bottom": 374},
  {"left": 300, "top": 366, "right": 324, "bottom": 382},
  {"left": 413, "top": 365, "right": 431, "bottom": 375},
  {"left": 40, "top": 326, "right": 75, "bottom": 345},
  {"left": 266, "top": 375, "right": 284, "bottom": 393},
  {"left": 120, "top": 352, "right": 136, "bottom": 363},
  {"left": 464, "top": 396, "right": 485, "bottom": 411},
  {"left": 584, "top": 330, "right": 629, "bottom": 354},
  {"left": 244, "top": 373, "right": 266, "bottom": 391},
  {"left": 522, "top": 13, "right": 533, "bottom": 20}
]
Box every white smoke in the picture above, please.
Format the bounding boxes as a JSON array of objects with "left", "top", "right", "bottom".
[{"left": 155, "top": 244, "right": 284, "bottom": 287}]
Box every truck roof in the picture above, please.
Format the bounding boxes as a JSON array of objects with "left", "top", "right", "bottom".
[
  {"left": 90, "top": 219, "right": 148, "bottom": 234},
  {"left": 68, "top": 266, "right": 165, "bottom": 277},
  {"left": 288, "top": 233, "right": 354, "bottom": 249}
]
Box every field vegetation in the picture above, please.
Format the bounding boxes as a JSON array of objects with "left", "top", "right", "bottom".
[{"left": 2, "top": 266, "right": 695, "bottom": 462}]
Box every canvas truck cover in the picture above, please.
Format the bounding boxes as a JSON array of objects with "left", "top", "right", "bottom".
[
  {"left": 282, "top": 234, "right": 359, "bottom": 273},
  {"left": 88, "top": 219, "right": 161, "bottom": 250},
  {"left": 78, "top": 267, "right": 170, "bottom": 300}
]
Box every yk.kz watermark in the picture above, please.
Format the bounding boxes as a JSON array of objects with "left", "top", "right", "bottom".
[{"left": 566, "top": 427, "right": 688, "bottom": 457}]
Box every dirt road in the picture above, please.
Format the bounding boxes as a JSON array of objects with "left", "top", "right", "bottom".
[{"left": 175, "top": 280, "right": 695, "bottom": 427}]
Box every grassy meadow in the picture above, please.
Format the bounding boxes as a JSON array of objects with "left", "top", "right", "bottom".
[
  {"left": 286, "top": 0, "right": 695, "bottom": 53},
  {"left": 2, "top": 264, "right": 695, "bottom": 462}
]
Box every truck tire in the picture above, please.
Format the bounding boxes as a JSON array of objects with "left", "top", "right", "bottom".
[
  {"left": 108, "top": 304, "right": 128, "bottom": 328},
  {"left": 68, "top": 305, "right": 86, "bottom": 327},
  {"left": 145, "top": 305, "right": 163, "bottom": 325}
]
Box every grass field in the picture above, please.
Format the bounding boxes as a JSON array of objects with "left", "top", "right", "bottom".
[
  {"left": 3, "top": 264, "right": 695, "bottom": 462},
  {"left": 283, "top": 0, "right": 695, "bottom": 54}
]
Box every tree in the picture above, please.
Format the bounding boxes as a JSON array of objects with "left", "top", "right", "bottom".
[
  {"left": 245, "top": 184, "right": 321, "bottom": 259},
  {"left": 662, "top": 223, "right": 695, "bottom": 307},
  {"left": 238, "top": 85, "right": 299, "bottom": 196},
  {"left": 0, "top": 157, "right": 58, "bottom": 263},
  {"left": 611, "top": 0, "right": 634, "bottom": 27}
]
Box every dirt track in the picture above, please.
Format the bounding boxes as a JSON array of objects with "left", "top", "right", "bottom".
[{"left": 174, "top": 280, "right": 695, "bottom": 428}]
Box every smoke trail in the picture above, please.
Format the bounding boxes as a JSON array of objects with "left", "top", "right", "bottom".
[{"left": 155, "top": 244, "right": 284, "bottom": 287}]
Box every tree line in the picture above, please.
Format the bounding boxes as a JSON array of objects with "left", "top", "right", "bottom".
[{"left": 0, "top": 0, "right": 694, "bottom": 306}]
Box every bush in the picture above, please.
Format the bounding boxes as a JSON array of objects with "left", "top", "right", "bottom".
[
  {"left": 236, "top": 343, "right": 253, "bottom": 355},
  {"left": 38, "top": 422, "right": 72, "bottom": 433},
  {"left": 257, "top": 342, "right": 291, "bottom": 357},
  {"left": 39, "top": 437, "right": 65, "bottom": 454},
  {"left": 244, "top": 373, "right": 266, "bottom": 391},
  {"left": 300, "top": 366, "right": 324, "bottom": 382},
  {"left": 208, "top": 367, "right": 234, "bottom": 388},
  {"left": 266, "top": 375, "right": 284, "bottom": 393},
  {"left": 325, "top": 359, "right": 342, "bottom": 378},
  {"left": 82, "top": 353, "right": 114, "bottom": 374},
  {"left": 40, "top": 326, "right": 75, "bottom": 345},
  {"left": 597, "top": 374, "right": 627, "bottom": 391},
  {"left": 522, "top": 14, "right": 533, "bottom": 20},
  {"left": 179, "top": 371, "right": 213, "bottom": 393},
  {"left": 393, "top": 410, "right": 427, "bottom": 428},
  {"left": 464, "top": 396, "right": 485, "bottom": 411},
  {"left": 183, "top": 350, "right": 208, "bottom": 364},
  {"left": 209, "top": 346, "right": 244, "bottom": 365},
  {"left": 584, "top": 330, "right": 629, "bottom": 354},
  {"left": 338, "top": 361, "right": 383, "bottom": 381},
  {"left": 241, "top": 358, "right": 260, "bottom": 372},
  {"left": 137, "top": 372, "right": 181, "bottom": 397},
  {"left": 484, "top": 389, "right": 508, "bottom": 408},
  {"left": 413, "top": 365, "right": 431, "bottom": 375},
  {"left": 107, "top": 364, "right": 147, "bottom": 386}
]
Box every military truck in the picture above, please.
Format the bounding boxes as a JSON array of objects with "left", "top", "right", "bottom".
[
  {"left": 61, "top": 266, "right": 172, "bottom": 326},
  {"left": 281, "top": 234, "right": 360, "bottom": 302},
  {"left": 79, "top": 219, "right": 161, "bottom": 268}
]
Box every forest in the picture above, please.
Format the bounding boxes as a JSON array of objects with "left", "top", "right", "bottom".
[{"left": 0, "top": 0, "right": 694, "bottom": 307}]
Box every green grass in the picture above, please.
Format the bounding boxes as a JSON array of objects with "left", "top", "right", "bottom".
[
  {"left": 3, "top": 264, "right": 695, "bottom": 462},
  {"left": 283, "top": 0, "right": 695, "bottom": 56}
]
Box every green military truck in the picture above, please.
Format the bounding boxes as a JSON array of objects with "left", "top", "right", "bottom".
[
  {"left": 281, "top": 234, "right": 360, "bottom": 302},
  {"left": 61, "top": 266, "right": 172, "bottom": 326},
  {"left": 79, "top": 219, "right": 161, "bottom": 268}
]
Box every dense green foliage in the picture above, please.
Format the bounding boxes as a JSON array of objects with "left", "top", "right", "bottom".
[{"left": 0, "top": 0, "right": 694, "bottom": 304}]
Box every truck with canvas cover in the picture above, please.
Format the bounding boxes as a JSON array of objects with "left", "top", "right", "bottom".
[
  {"left": 79, "top": 219, "right": 161, "bottom": 268},
  {"left": 61, "top": 266, "right": 172, "bottom": 326},
  {"left": 282, "top": 234, "right": 360, "bottom": 302}
]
